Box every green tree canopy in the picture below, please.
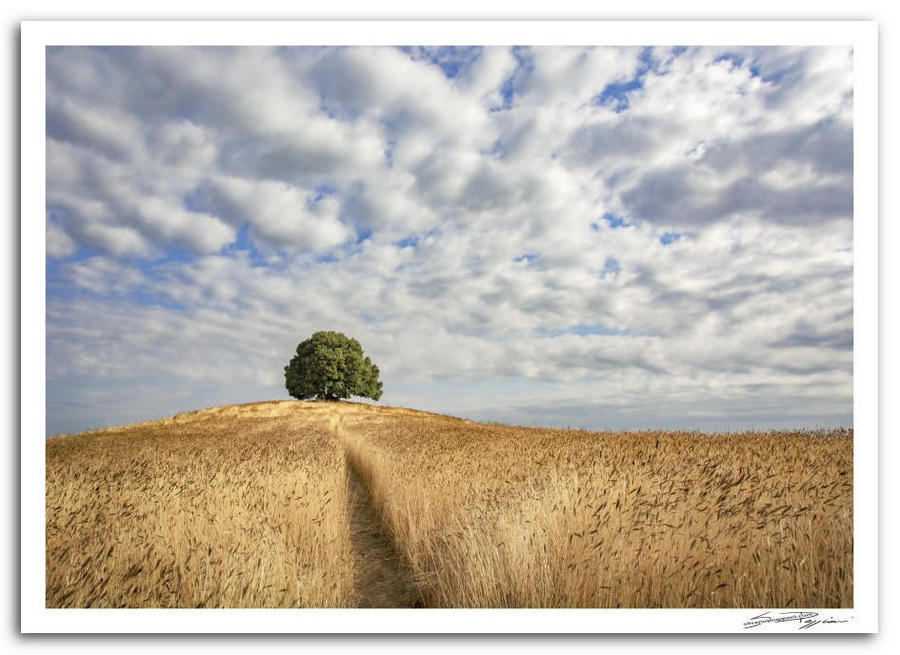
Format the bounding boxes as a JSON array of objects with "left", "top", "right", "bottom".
[{"left": 284, "top": 331, "right": 383, "bottom": 401}]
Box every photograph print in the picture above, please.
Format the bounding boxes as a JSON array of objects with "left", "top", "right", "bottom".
[{"left": 32, "top": 30, "right": 869, "bottom": 630}]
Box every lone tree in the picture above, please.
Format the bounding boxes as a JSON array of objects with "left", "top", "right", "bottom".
[{"left": 284, "top": 331, "right": 383, "bottom": 401}]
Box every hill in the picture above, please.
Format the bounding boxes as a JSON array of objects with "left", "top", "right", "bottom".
[{"left": 46, "top": 400, "right": 853, "bottom": 608}]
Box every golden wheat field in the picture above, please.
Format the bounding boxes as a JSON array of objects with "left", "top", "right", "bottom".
[{"left": 46, "top": 400, "right": 853, "bottom": 608}]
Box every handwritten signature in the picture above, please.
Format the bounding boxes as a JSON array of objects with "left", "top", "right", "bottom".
[{"left": 743, "top": 611, "right": 850, "bottom": 630}]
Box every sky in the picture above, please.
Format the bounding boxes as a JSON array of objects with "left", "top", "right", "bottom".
[{"left": 44, "top": 45, "right": 854, "bottom": 435}]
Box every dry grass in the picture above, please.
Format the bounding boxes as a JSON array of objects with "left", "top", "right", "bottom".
[
  {"left": 46, "top": 401, "right": 356, "bottom": 608},
  {"left": 337, "top": 409, "right": 853, "bottom": 608},
  {"left": 46, "top": 401, "right": 853, "bottom": 608}
]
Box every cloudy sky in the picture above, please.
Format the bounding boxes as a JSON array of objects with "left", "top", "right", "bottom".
[{"left": 45, "top": 45, "right": 853, "bottom": 435}]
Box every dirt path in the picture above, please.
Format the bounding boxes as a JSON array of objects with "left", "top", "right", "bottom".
[{"left": 328, "top": 408, "right": 422, "bottom": 608}]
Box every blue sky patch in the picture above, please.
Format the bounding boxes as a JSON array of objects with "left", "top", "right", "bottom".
[
  {"left": 224, "top": 225, "right": 268, "bottom": 267},
  {"left": 491, "top": 46, "right": 534, "bottom": 112},
  {"left": 398, "top": 46, "right": 481, "bottom": 79},
  {"left": 45, "top": 243, "right": 102, "bottom": 281},
  {"left": 535, "top": 323, "right": 641, "bottom": 338},
  {"left": 313, "top": 184, "right": 336, "bottom": 202},
  {"left": 759, "top": 65, "right": 793, "bottom": 85},
  {"left": 594, "top": 47, "right": 661, "bottom": 113},
  {"left": 659, "top": 232, "right": 682, "bottom": 246},
  {"left": 134, "top": 248, "right": 195, "bottom": 283},
  {"left": 514, "top": 252, "right": 539, "bottom": 263},
  {"left": 498, "top": 76, "right": 515, "bottom": 110},
  {"left": 714, "top": 52, "right": 745, "bottom": 69},
  {"left": 596, "top": 77, "right": 644, "bottom": 113},
  {"left": 604, "top": 212, "right": 630, "bottom": 229},
  {"left": 602, "top": 256, "right": 621, "bottom": 277},
  {"left": 130, "top": 290, "right": 187, "bottom": 311},
  {"left": 396, "top": 235, "right": 420, "bottom": 249}
]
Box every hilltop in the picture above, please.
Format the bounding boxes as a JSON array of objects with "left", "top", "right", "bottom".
[{"left": 48, "top": 399, "right": 471, "bottom": 439}]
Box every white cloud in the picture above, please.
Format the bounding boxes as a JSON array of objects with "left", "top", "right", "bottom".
[
  {"left": 47, "top": 95, "right": 146, "bottom": 163},
  {"left": 457, "top": 47, "right": 518, "bottom": 106},
  {"left": 79, "top": 223, "right": 152, "bottom": 258},
  {"left": 188, "top": 176, "right": 351, "bottom": 252},
  {"left": 46, "top": 219, "right": 77, "bottom": 258}
]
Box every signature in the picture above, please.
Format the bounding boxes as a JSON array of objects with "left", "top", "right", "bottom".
[{"left": 743, "top": 610, "right": 850, "bottom": 630}]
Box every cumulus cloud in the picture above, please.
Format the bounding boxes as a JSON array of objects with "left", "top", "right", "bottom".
[
  {"left": 187, "top": 176, "right": 351, "bottom": 251},
  {"left": 45, "top": 45, "right": 854, "bottom": 434}
]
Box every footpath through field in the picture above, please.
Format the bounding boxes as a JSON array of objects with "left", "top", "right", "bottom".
[{"left": 325, "top": 406, "right": 422, "bottom": 608}]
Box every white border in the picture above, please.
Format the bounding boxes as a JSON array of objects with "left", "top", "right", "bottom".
[{"left": 21, "top": 20, "right": 878, "bottom": 634}]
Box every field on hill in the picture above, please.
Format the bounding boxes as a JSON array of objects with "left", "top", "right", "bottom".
[
  {"left": 46, "top": 401, "right": 853, "bottom": 608},
  {"left": 46, "top": 403, "right": 357, "bottom": 607}
]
